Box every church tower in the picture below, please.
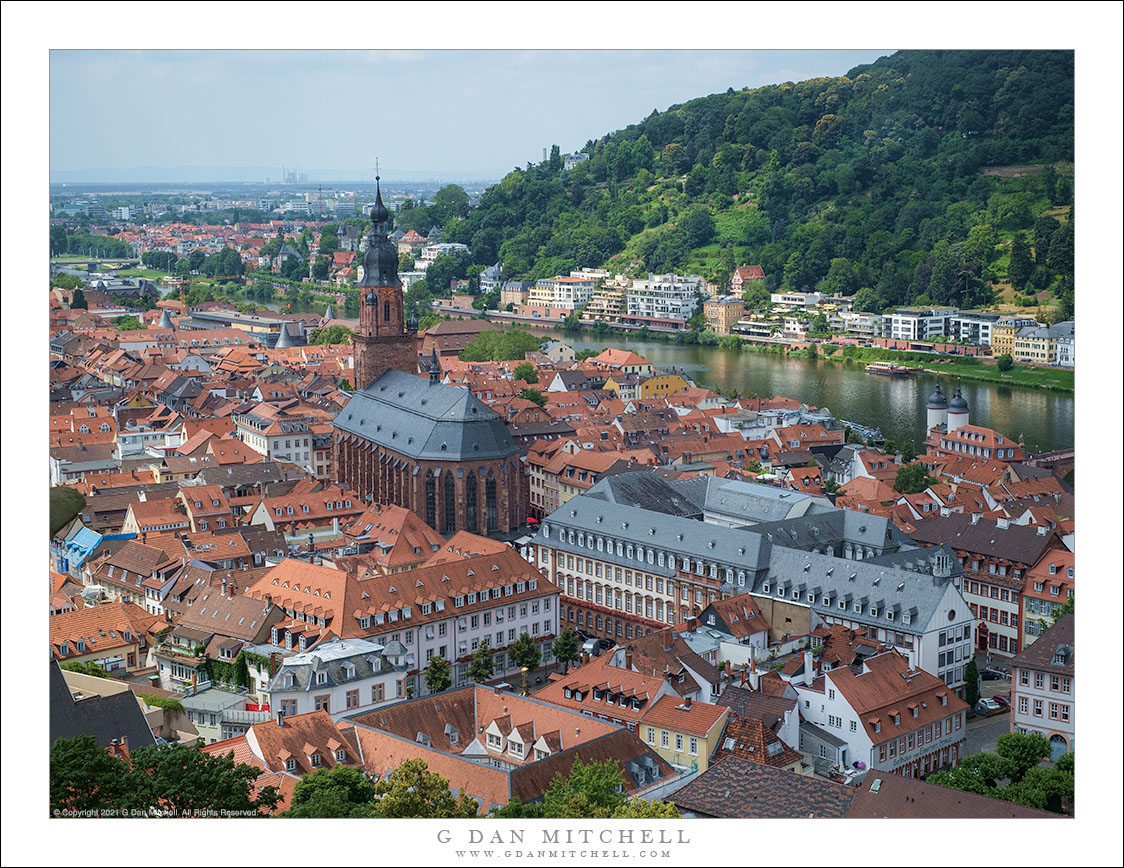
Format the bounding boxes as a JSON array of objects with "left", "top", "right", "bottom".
[{"left": 352, "top": 176, "right": 418, "bottom": 391}]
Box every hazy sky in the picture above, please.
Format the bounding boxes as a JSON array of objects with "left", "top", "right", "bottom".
[{"left": 49, "top": 49, "right": 891, "bottom": 181}]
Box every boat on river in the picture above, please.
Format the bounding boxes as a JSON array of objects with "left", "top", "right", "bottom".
[{"left": 865, "top": 361, "right": 921, "bottom": 377}]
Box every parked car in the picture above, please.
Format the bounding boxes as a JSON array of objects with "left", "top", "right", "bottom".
[
  {"left": 981, "top": 668, "right": 1010, "bottom": 681},
  {"left": 993, "top": 695, "right": 1010, "bottom": 708},
  {"left": 976, "top": 698, "right": 1005, "bottom": 716}
]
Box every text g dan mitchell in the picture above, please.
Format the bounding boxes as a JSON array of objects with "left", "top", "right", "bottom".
[{"left": 436, "top": 829, "right": 691, "bottom": 845}]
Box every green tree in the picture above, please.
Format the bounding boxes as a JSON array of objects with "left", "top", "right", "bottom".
[
  {"left": 309, "top": 325, "right": 353, "bottom": 345},
  {"left": 312, "top": 255, "right": 331, "bottom": 281},
  {"left": 996, "top": 353, "right": 1014, "bottom": 372},
  {"left": 50, "top": 735, "right": 133, "bottom": 815},
  {"left": 995, "top": 732, "right": 1050, "bottom": 783},
  {"left": 679, "top": 205, "right": 715, "bottom": 248},
  {"left": 893, "top": 462, "right": 935, "bottom": 495},
  {"left": 51, "top": 224, "right": 69, "bottom": 256},
  {"left": 51, "top": 273, "right": 87, "bottom": 291},
  {"left": 398, "top": 251, "right": 415, "bottom": 273},
  {"left": 489, "top": 796, "right": 544, "bottom": 818},
  {"left": 429, "top": 184, "right": 470, "bottom": 227},
  {"left": 60, "top": 660, "right": 111, "bottom": 678},
  {"left": 964, "top": 657, "right": 980, "bottom": 708},
  {"left": 369, "top": 758, "right": 479, "bottom": 818},
  {"left": 467, "top": 640, "right": 495, "bottom": 683},
  {"left": 518, "top": 388, "right": 547, "bottom": 407},
  {"left": 928, "top": 752, "right": 1012, "bottom": 796},
  {"left": 284, "top": 765, "right": 377, "bottom": 818},
  {"left": 1007, "top": 234, "right": 1034, "bottom": 292},
  {"left": 280, "top": 256, "right": 306, "bottom": 281},
  {"left": 114, "top": 314, "right": 145, "bottom": 331},
  {"left": 71, "top": 287, "right": 89, "bottom": 309},
  {"left": 49, "top": 486, "right": 86, "bottom": 537},
  {"left": 423, "top": 655, "right": 452, "bottom": 694},
  {"left": 510, "top": 632, "right": 541, "bottom": 694},
  {"left": 610, "top": 798, "right": 681, "bottom": 818},
  {"left": 742, "top": 284, "right": 770, "bottom": 310},
  {"left": 126, "top": 741, "right": 280, "bottom": 816},
  {"left": 551, "top": 627, "right": 581, "bottom": 674},
  {"left": 541, "top": 757, "right": 628, "bottom": 818},
  {"left": 460, "top": 328, "right": 542, "bottom": 362},
  {"left": 1046, "top": 218, "right": 1073, "bottom": 277},
  {"left": 513, "top": 361, "right": 538, "bottom": 384}
]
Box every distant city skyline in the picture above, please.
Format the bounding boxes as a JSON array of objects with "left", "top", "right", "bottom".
[{"left": 49, "top": 49, "right": 892, "bottom": 182}]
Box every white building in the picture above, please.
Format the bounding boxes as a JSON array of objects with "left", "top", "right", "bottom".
[
  {"left": 885, "top": 307, "right": 959, "bottom": 341},
  {"left": 419, "top": 242, "right": 470, "bottom": 262},
  {"left": 263, "top": 637, "right": 410, "bottom": 722},
  {"left": 793, "top": 650, "right": 969, "bottom": 778},
  {"left": 1009, "top": 614, "right": 1074, "bottom": 760},
  {"left": 1053, "top": 321, "right": 1075, "bottom": 368},
  {"left": 563, "top": 152, "right": 590, "bottom": 171},
  {"left": 952, "top": 312, "right": 1000, "bottom": 346},
  {"left": 770, "top": 291, "right": 822, "bottom": 308},
  {"left": 627, "top": 273, "right": 706, "bottom": 322},
  {"left": 528, "top": 276, "right": 596, "bottom": 311}
]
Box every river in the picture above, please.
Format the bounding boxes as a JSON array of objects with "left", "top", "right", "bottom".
[{"left": 539, "top": 330, "right": 1074, "bottom": 455}]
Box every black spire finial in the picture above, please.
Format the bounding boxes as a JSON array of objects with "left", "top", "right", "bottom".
[
  {"left": 429, "top": 346, "right": 441, "bottom": 383},
  {"left": 370, "top": 160, "right": 389, "bottom": 228}
]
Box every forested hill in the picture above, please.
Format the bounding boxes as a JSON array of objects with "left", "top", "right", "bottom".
[{"left": 400, "top": 50, "right": 1073, "bottom": 317}]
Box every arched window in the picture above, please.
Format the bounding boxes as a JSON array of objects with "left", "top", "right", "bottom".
[
  {"left": 384, "top": 301, "right": 391, "bottom": 323},
  {"left": 443, "top": 471, "right": 457, "bottom": 534},
  {"left": 465, "top": 472, "right": 478, "bottom": 534},
  {"left": 485, "top": 474, "right": 498, "bottom": 532},
  {"left": 425, "top": 473, "right": 437, "bottom": 529}
]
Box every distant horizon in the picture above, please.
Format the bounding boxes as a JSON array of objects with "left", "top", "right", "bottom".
[
  {"left": 49, "top": 49, "right": 892, "bottom": 181},
  {"left": 48, "top": 167, "right": 504, "bottom": 186}
]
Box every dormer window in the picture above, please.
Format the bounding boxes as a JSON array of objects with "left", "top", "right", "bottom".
[
  {"left": 336, "top": 749, "right": 346, "bottom": 762},
  {"left": 310, "top": 753, "right": 321, "bottom": 766},
  {"left": 316, "top": 671, "right": 327, "bottom": 685},
  {"left": 286, "top": 758, "right": 296, "bottom": 771}
]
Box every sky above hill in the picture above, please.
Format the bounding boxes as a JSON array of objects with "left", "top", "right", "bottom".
[{"left": 49, "top": 49, "right": 891, "bottom": 182}]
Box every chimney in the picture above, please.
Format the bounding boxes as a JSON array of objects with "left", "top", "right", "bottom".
[
  {"left": 748, "top": 658, "right": 760, "bottom": 691},
  {"left": 277, "top": 711, "right": 285, "bottom": 727},
  {"left": 803, "top": 649, "right": 815, "bottom": 686},
  {"left": 581, "top": 652, "right": 590, "bottom": 666},
  {"left": 685, "top": 697, "right": 692, "bottom": 709},
  {"left": 625, "top": 648, "right": 634, "bottom": 670}
]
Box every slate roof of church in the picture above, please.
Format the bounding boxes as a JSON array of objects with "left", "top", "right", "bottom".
[{"left": 333, "top": 368, "right": 520, "bottom": 462}]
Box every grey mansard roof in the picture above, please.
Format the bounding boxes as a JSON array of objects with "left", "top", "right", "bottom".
[
  {"left": 754, "top": 546, "right": 961, "bottom": 633},
  {"left": 537, "top": 476, "right": 968, "bottom": 636},
  {"left": 745, "top": 509, "right": 913, "bottom": 555},
  {"left": 266, "top": 637, "right": 404, "bottom": 694},
  {"left": 585, "top": 470, "right": 703, "bottom": 518},
  {"left": 538, "top": 496, "right": 771, "bottom": 577},
  {"left": 333, "top": 368, "right": 520, "bottom": 463},
  {"left": 689, "top": 476, "right": 836, "bottom": 524}
]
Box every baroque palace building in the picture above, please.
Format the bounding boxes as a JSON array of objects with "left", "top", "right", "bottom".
[{"left": 331, "top": 181, "right": 527, "bottom": 536}]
